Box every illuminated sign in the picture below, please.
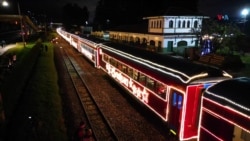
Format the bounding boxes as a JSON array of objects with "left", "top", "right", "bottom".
[
  {"left": 106, "top": 63, "right": 149, "bottom": 103},
  {"left": 217, "top": 14, "right": 229, "bottom": 21}
]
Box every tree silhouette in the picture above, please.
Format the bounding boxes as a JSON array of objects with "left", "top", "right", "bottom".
[{"left": 62, "top": 3, "right": 89, "bottom": 31}]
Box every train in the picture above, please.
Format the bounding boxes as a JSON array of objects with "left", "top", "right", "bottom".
[
  {"left": 198, "top": 77, "right": 250, "bottom": 141},
  {"left": 56, "top": 28, "right": 250, "bottom": 141}
]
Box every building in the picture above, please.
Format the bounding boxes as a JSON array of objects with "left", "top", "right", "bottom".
[{"left": 92, "top": 15, "right": 209, "bottom": 57}]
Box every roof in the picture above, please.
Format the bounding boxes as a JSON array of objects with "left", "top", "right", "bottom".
[
  {"left": 100, "top": 41, "right": 231, "bottom": 84},
  {"left": 204, "top": 77, "right": 250, "bottom": 115},
  {"left": 108, "top": 22, "right": 148, "bottom": 34}
]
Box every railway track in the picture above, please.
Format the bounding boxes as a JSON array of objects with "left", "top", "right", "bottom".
[{"left": 60, "top": 47, "right": 118, "bottom": 141}]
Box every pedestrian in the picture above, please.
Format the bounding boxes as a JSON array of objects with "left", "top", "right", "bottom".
[
  {"left": 12, "top": 54, "right": 16, "bottom": 63},
  {"left": 76, "top": 121, "right": 86, "bottom": 141},
  {"left": 83, "top": 128, "right": 94, "bottom": 141},
  {"left": 1, "top": 40, "right": 5, "bottom": 48}
]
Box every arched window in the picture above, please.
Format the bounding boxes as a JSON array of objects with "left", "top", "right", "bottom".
[
  {"left": 178, "top": 21, "right": 181, "bottom": 28},
  {"left": 187, "top": 21, "right": 190, "bottom": 28},
  {"left": 169, "top": 20, "right": 173, "bottom": 28},
  {"left": 194, "top": 20, "right": 198, "bottom": 28},
  {"left": 182, "top": 21, "right": 186, "bottom": 28}
]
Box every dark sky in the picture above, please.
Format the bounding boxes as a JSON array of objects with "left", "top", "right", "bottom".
[
  {"left": 5, "top": 0, "right": 250, "bottom": 22},
  {"left": 15, "top": 0, "right": 99, "bottom": 22},
  {"left": 198, "top": 0, "right": 250, "bottom": 18}
]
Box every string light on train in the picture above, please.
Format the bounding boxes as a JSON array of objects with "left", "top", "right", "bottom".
[
  {"left": 205, "top": 90, "right": 250, "bottom": 112},
  {"left": 202, "top": 103, "right": 250, "bottom": 134},
  {"left": 101, "top": 44, "right": 210, "bottom": 83}
]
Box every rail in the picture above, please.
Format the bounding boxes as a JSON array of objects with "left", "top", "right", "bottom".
[{"left": 60, "top": 47, "right": 118, "bottom": 141}]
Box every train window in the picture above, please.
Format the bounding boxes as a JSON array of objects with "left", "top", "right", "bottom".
[
  {"left": 172, "top": 92, "right": 183, "bottom": 109},
  {"left": 103, "top": 54, "right": 109, "bottom": 62},
  {"left": 132, "top": 70, "right": 138, "bottom": 80},
  {"left": 127, "top": 68, "right": 133, "bottom": 78},
  {"left": 155, "top": 82, "right": 167, "bottom": 99},
  {"left": 121, "top": 65, "right": 127, "bottom": 73},
  {"left": 241, "top": 129, "right": 250, "bottom": 140},
  {"left": 146, "top": 77, "right": 155, "bottom": 91},
  {"left": 138, "top": 73, "right": 146, "bottom": 85},
  {"left": 110, "top": 58, "right": 117, "bottom": 67},
  {"left": 117, "top": 62, "right": 122, "bottom": 71}
]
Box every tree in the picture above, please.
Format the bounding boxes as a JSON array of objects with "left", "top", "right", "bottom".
[
  {"left": 201, "top": 18, "right": 243, "bottom": 55},
  {"left": 62, "top": 3, "right": 89, "bottom": 31}
]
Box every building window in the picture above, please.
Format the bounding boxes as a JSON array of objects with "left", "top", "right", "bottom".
[
  {"left": 187, "top": 21, "right": 190, "bottom": 28},
  {"left": 194, "top": 20, "right": 198, "bottom": 28},
  {"left": 182, "top": 20, "right": 186, "bottom": 28},
  {"left": 159, "top": 20, "right": 162, "bottom": 28},
  {"left": 169, "top": 20, "right": 173, "bottom": 28},
  {"left": 178, "top": 21, "right": 181, "bottom": 28}
]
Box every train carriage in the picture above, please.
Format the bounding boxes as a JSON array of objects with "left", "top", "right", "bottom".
[
  {"left": 97, "top": 43, "right": 232, "bottom": 140},
  {"left": 199, "top": 77, "right": 250, "bottom": 141}
]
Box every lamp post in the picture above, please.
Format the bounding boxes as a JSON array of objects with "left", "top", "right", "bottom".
[
  {"left": 241, "top": 8, "right": 249, "bottom": 33},
  {"left": 17, "top": 2, "right": 25, "bottom": 47}
]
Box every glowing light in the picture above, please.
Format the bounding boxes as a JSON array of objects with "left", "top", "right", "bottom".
[
  {"left": 2, "top": 0, "right": 8, "bottom": 7},
  {"left": 242, "top": 9, "right": 249, "bottom": 16},
  {"left": 56, "top": 28, "right": 234, "bottom": 141},
  {"left": 202, "top": 98, "right": 250, "bottom": 134},
  {"left": 101, "top": 44, "right": 211, "bottom": 83},
  {"left": 205, "top": 89, "right": 250, "bottom": 112},
  {"left": 106, "top": 63, "right": 150, "bottom": 103},
  {"left": 170, "top": 129, "right": 176, "bottom": 135},
  {"left": 200, "top": 126, "right": 223, "bottom": 141}
]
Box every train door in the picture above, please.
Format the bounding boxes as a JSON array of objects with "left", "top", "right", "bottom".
[{"left": 168, "top": 90, "right": 183, "bottom": 134}]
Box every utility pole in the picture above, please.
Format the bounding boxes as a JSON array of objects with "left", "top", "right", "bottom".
[{"left": 17, "top": 2, "right": 25, "bottom": 47}]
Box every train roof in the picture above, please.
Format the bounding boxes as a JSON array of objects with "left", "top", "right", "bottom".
[
  {"left": 100, "top": 41, "right": 231, "bottom": 84},
  {"left": 204, "top": 77, "right": 250, "bottom": 116}
]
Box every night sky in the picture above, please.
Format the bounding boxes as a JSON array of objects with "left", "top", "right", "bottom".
[
  {"left": 4, "top": 0, "right": 250, "bottom": 22},
  {"left": 198, "top": 0, "right": 250, "bottom": 18}
]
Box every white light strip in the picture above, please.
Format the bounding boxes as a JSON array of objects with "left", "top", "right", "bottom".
[{"left": 205, "top": 90, "right": 250, "bottom": 112}]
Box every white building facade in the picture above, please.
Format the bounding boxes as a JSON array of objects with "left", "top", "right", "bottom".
[{"left": 103, "top": 15, "right": 208, "bottom": 54}]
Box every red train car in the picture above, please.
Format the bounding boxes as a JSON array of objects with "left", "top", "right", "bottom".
[
  {"left": 97, "top": 43, "right": 232, "bottom": 140},
  {"left": 199, "top": 77, "right": 250, "bottom": 141}
]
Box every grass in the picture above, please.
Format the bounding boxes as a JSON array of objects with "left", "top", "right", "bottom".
[{"left": 0, "top": 37, "right": 67, "bottom": 141}]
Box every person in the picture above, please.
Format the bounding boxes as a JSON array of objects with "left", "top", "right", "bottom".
[
  {"left": 45, "top": 45, "right": 48, "bottom": 52},
  {"left": 83, "top": 128, "right": 94, "bottom": 141},
  {"left": 1, "top": 40, "right": 5, "bottom": 48},
  {"left": 76, "top": 121, "right": 86, "bottom": 141},
  {"left": 12, "top": 54, "right": 16, "bottom": 63}
]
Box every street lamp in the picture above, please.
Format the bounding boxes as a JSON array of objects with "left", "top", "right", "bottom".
[
  {"left": 1, "top": 0, "right": 8, "bottom": 7},
  {"left": 241, "top": 8, "right": 249, "bottom": 32}
]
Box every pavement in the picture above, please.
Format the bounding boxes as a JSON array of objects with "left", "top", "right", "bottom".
[{"left": 0, "top": 44, "right": 16, "bottom": 56}]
